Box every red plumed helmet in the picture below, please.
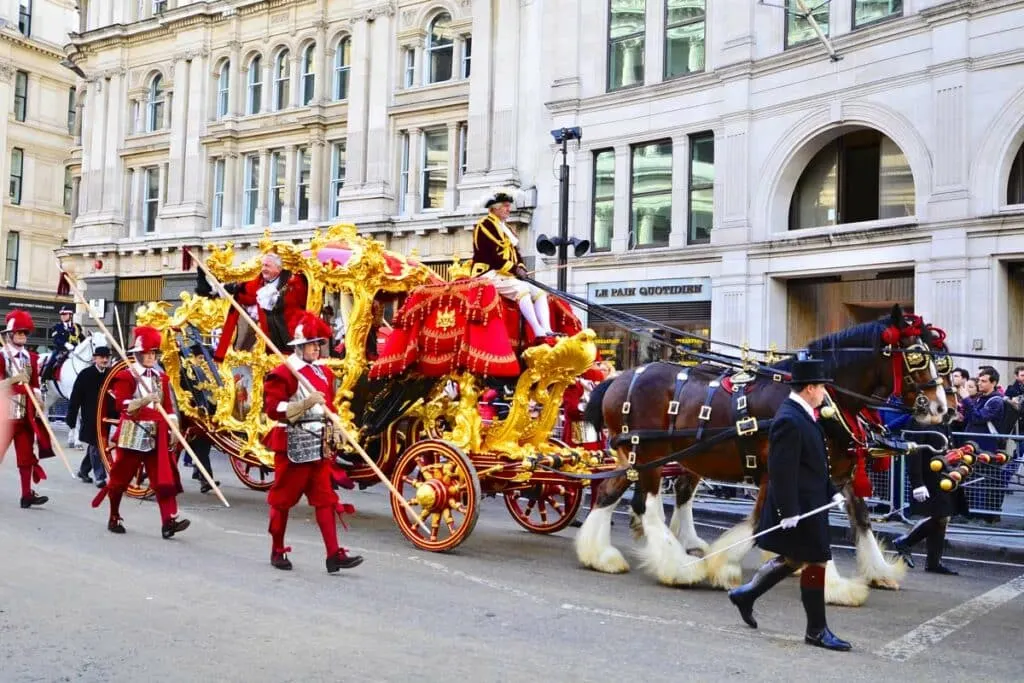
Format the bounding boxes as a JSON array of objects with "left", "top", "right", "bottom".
[
  {"left": 128, "top": 326, "right": 163, "bottom": 353},
  {"left": 288, "top": 312, "right": 332, "bottom": 346},
  {"left": 4, "top": 309, "right": 34, "bottom": 334}
]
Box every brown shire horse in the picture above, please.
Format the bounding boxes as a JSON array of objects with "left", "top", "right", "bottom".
[{"left": 577, "top": 306, "right": 947, "bottom": 604}]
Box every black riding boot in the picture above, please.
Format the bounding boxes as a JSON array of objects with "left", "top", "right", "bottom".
[
  {"left": 925, "top": 517, "right": 957, "bottom": 575},
  {"left": 891, "top": 517, "right": 934, "bottom": 569},
  {"left": 727, "top": 556, "right": 794, "bottom": 629},
  {"left": 801, "top": 565, "right": 852, "bottom": 651}
]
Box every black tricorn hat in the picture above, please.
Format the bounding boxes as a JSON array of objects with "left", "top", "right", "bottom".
[
  {"left": 485, "top": 192, "right": 515, "bottom": 208},
  {"left": 788, "top": 358, "right": 832, "bottom": 385},
  {"left": 93, "top": 346, "right": 111, "bottom": 357}
]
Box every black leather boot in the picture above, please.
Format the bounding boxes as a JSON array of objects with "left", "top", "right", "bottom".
[
  {"left": 890, "top": 517, "right": 934, "bottom": 569},
  {"left": 727, "top": 556, "right": 794, "bottom": 629},
  {"left": 802, "top": 585, "right": 852, "bottom": 651},
  {"left": 326, "top": 548, "right": 364, "bottom": 573},
  {"left": 925, "top": 517, "right": 958, "bottom": 575},
  {"left": 20, "top": 492, "right": 48, "bottom": 509},
  {"left": 161, "top": 517, "right": 191, "bottom": 539}
]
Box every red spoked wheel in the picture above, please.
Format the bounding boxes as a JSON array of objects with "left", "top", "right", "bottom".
[
  {"left": 229, "top": 454, "right": 275, "bottom": 491},
  {"left": 504, "top": 482, "right": 583, "bottom": 535},
  {"left": 389, "top": 439, "right": 481, "bottom": 552}
]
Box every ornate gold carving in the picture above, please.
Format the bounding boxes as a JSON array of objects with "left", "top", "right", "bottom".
[{"left": 435, "top": 308, "right": 456, "bottom": 330}]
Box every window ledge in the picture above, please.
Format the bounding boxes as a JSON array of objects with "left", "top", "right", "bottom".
[
  {"left": 998, "top": 204, "right": 1024, "bottom": 215},
  {"left": 769, "top": 216, "right": 919, "bottom": 242}
]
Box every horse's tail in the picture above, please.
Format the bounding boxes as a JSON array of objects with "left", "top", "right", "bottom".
[{"left": 583, "top": 378, "right": 615, "bottom": 432}]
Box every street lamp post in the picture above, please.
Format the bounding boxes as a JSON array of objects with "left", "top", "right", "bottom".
[{"left": 537, "top": 127, "right": 589, "bottom": 292}]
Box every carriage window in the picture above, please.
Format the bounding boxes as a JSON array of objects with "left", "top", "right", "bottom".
[
  {"left": 608, "top": 0, "right": 645, "bottom": 91},
  {"left": 629, "top": 140, "right": 672, "bottom": 248},
  {"left": 1009, "top": 142, "right": 1024, "bottom": 205},
  {"left": 789, "top": 129, "right": 914, "bottom": 229},
  {"left": 785, "top": 0, "right": 829, "bottom": 48},
  {"left": 853, "top": 0, "right": 902, "bottom": 29},
  {"left": 592, "top": 149, "right": 615, "bottom": 252}
]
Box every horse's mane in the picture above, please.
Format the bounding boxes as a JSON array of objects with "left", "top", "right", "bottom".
[{"left": 775, "top": 320, "right": 887, "bottom": 378}]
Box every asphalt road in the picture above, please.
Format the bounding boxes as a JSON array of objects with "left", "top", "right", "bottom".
[{"left": 2, "top": 448, "right": 1023, "bottom": 683}]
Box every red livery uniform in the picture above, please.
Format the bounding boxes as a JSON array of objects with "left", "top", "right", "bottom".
[
  {"left": 214, "top": 268, "right": 308, "bottom": 361},
  {"left": 263, "top": 312, "right": 362, "bottom": 573},
  {"left": 92, "top": 326, "right": 189, "bottom": 538},
  {"left": 1, "top": 310, "right": 55, "bottom": 508}
]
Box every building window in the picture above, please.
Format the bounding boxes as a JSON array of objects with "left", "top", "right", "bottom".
[
  {"left": 403, "top": 49, "right": 416, "bottom": 88},
  {"left": 330, "top": 142, "right": 346, "bottom": 218},
  {"left": 18, "top": 0, "right": 31, "bottom": 37},
  {"left": 153, "top": 0, "right": 167, "bottom": 14},
  {"left": 458, "top": 124, "right": 468, "bottom": 179},
  {"left": 64, "top": 167, "right": 74, "bottom": 215},
  {"left": 67, "top": 87, "right": 76, "bottom": 134},
  {"left": 786, "top": 0, "right": 830, "bottom": 48},
  {"left": 789, "top": 129, "right": 914, "bottom": 230},
  {"left": 426, "top": 13, "right": 454, "bottom": 84},
  {"left": 301, "top": 45, "right": 315, "bottom": 106},
  {"left": 273, "top": 49, "right": 290, "bottom": 111},
  {"left": 421, "top": 129, "right": 448, "bottom": 210},
  {"left": 665, "top": 1, "right": 705, "bottom": 79},
  {"left": 9, "top": 148, "right": 24, "bottom": 205},
  {"left": 1007, "top": 142, "right": 1024, "bottom": 205},
  {"left": 143, "top": 167, "right": 159, "bottom": 233},
  {"left": 216, "top": 61, "right": 230, "bottom": 119},
  {"left": 461, "top": 37, "right": 472, "bottom": 78},
  {"left": 269, "top": 150, "right": 285, "bottom": 223},
  {"left": 243, "top": 153, "right": 259, "bottom": 225},
  {"left": 296, "top": 147, "right": 310, "bottom": 221},
  {"left": 853, "top": 0, "right": 902, "bottom": 29},
  {"left": 688, "top": 132, "right": 714, "bottom": 244},
  {"left": 334, "top": 37, "right": 351, "bottom": 100},
  {"left": 146, "top": 74, "right": 165, "bottom": 132},
  {"left": 399, "top": 132, "right": 410, "bottom": 214},
  {"left": 608, "top": 0, "right": 645, "bottom": 91},
  {"left": 592, "top": 149, "right": 615, "bottom": 252},
  {"left": 14, "top": 71, "right": 28, "bottom": 122},
  {"left": 4, "top": 231, "right": 19, "bottom": 289},
  {"left": 211, "top": 158, "right": 225, "bottom": 228},
  {"left": 629, "top": 140, "right": 672, "bottom": 248},
  {"left": 247, "top": 56, "right": 262, "bottom": 114}
]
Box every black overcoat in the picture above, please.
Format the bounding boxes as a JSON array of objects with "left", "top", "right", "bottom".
[
  {"left": 65, "top": 365, "right": 110, "bottom": 447},
  {"left": 756, "top": 397, "right": 837, "bottom": 563},
  {"left": 905, "top": 425, "right": 967, "bottom": 519}
]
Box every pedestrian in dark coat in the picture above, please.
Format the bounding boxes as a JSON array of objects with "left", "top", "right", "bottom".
[
  {"left": 728, "top": 358, "right": 851, "bottom": 651},
  {"left": 66, "top": 346, "right": 112, "bottom": 486}
]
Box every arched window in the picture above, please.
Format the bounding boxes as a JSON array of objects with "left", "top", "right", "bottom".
[
  {"left": 789, "top": 129, "right": 914, "bottom": 230},
  {"left": 301, "top": 44, "right": 315, "bottom": 106},
  {"left": 426, "top": 13, "right": 453, "bottom": 84},
  {"left": 247, "top": 55, "right": 262, "bottom": 115},
  {"left": 216, "top": 60, "right": 230, "bottom": 119},
  {"left": 334, "top": 37, "right": 351, "bottom": 100},
  {"left": 1009, "top": 142, "right": 1024, "bottom": 205},
  {"left": 273, "top": 49, "right": 291, "bottom": 111},
  {"left": 146, "top": 74, "right": 164, "bottom": 132}
]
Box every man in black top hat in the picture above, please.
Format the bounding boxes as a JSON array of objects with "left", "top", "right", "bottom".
[
  {"left": 728, "top": 357, "right": 852, "bottom": 652},
  {"left": 66, "top": 345, "right": 112, "bottom": 487},
  {"left": 42, "top": 305, "right": 85, "bottom": 382}
]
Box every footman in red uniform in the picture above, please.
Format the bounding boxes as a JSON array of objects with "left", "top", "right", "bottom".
[
  {"left": 263, "top": 312, "right": 363, "bottom": 573},
  {"left": 1, "top": 310, "right": 55, "bottom": 508},
  {"left": 92, "top": 326, "right": 190, "bottom": 538}
]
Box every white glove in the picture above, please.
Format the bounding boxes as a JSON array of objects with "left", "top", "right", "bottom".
[
  {"left": 780, "top": 515, "right": 800, "bottom": 529},
  {"left": 912, "top": 486, "right": 930, "bottom": 502},
  {"left": 255, "top": 282, "right": 280, "bottom": 311},
  {"left": 832, "top": 493, "right": 845, "bottom": 506},
  {"left": 64, "top": 342, "right": 74, "bottom": 351}
]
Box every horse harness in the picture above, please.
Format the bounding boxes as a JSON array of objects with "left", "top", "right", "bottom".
[{"left": 617, "top": 363, "right": 780, "bottom": 484}]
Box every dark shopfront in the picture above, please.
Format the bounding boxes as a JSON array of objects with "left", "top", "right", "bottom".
[
  {"left": 586, "top": 278, "right": 712, "bottom": 371},
  {"left": 0, "top": 294, "right": 74, "bottom": 351}
]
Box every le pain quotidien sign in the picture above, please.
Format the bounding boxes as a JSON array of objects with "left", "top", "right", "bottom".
[{"left": 586, "top": 278, "right": 711, "bottom": 306}]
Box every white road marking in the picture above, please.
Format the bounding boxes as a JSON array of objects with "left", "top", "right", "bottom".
[{"left": 876, "top": 573, "right": 1024, "bottom": 662}]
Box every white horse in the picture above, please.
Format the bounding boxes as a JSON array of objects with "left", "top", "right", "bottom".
[{"left": 39, "top": 332, "right": 108, "bottom": 449}]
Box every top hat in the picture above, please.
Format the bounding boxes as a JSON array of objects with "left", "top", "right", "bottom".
[{"left": 787, "top": 358, "right": 832, "bottom": 385}]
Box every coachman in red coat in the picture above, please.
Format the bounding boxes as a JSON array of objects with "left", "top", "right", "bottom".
[
  {"left": 92, "top": 326, "right": 190, "bottom": 538},
  {"left": 263, "top": 312, "right": 363, "bottom": 573},
  {"left": 213, "top": 252, "right": 309, "bottom": 361},
  {"left": 1, "top": 310, "right": 55, "bottom": 508}
]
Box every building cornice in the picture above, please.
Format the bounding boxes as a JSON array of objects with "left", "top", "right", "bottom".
[{"left": 0, "top": 26, "right": 68, "bottom": 60}]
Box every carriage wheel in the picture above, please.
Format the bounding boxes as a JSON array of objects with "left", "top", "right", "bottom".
[
  {"left": 389, "top": 439, "right": 481, "bottom": 552},
  {"left": 96, "top": 360, "right": 153, "bottom": 500},
  {"left": 229, "top": 455, "right": 275, "bottom": 491},
  {"left": 504, "top": 482, "right": 583, "bottom": 535}
]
